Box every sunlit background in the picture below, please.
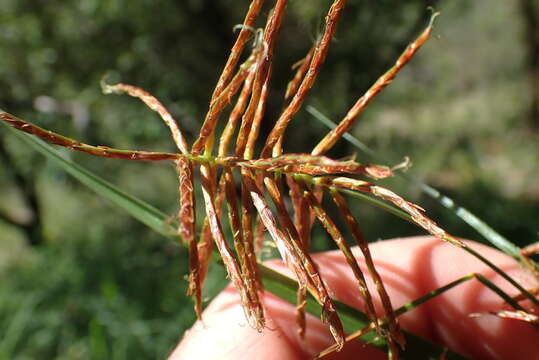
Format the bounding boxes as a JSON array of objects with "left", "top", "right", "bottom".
[{"left": 1, "top": 1, "right": 538, "bottom": 358}]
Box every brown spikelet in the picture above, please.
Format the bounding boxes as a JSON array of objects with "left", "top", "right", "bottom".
[
  {"left": 218, "top": 68, "right": 257, "bottom": 157},
  {"left": 312, "top": 12, "right": 438, "bottom": 156},
  {"left": 286, "top": 176, "right": 316, "bottom": 338},
  {"left": 101, "top": 81, "right": 189, "bottom": 154},
  {"left": 0, "top": 112, "right": 180, "bottom": 161},
  {"left": 210, "top": 0, "right": 266, "bottom": 102},
  {"left": 197, "top": 168, "right": 224, "bottom": 288},
  {"left": 177, "top": 158, "right": 201, "bottom": 319},
  {"left": 285, "top": 44, "right": 316, "bottom": 104},
  {"left": 244, "top": 66, "right": 271, "bottom": 160},
  {"left": 199, "top": 164, "right": 263, "bottom": 330},
  {"left": 244, "top": 171, "right": 345, "bottom": 348},
  {"left": 331, "top": 189, "right": 404, "bottom": 349},
  {"left": 308, "top": 175, "right": 465, "bottom": 248},
  {"left": 224, "top": 168, "right": 265, "bottom": 328},
  {"left": 192, "top": 55, "right": 257, "bottom": 155},
  {"left": 262, "top": 0, "right": 348, "bottom": 158},
  {"left": 301, "top": 185, "right": 385, "bottom": 345},
  {"left": 235, "top": 154, "right": 392, "bottom": 178}
]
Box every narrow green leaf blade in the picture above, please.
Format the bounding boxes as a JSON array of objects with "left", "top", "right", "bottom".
[{"left": 1, "top": 119, "right": 177, "bottom": 238}]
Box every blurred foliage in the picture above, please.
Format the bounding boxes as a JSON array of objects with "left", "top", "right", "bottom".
[{"left": 0, "top": 0, "right": 538, "bottom": 358}]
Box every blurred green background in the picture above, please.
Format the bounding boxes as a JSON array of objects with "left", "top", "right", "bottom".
[{"left": 1, "top": 0, "right": 538, "bottom": 358}]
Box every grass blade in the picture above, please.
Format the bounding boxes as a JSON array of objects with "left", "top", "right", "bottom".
[{"left": 1, "top": 119, "right": 176, "bottom": 238}]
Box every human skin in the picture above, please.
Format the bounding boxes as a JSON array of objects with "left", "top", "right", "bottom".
[{"left": 169, "top": 236, "right": 539, "bottom": 360}]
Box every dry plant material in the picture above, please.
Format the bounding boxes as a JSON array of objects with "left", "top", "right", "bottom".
[
  {"left": 224, "top": 168, "right": 265, "bottom": 325},
  {"left": 301, "top": 186, "right": 383, "bottom": 337},
  {"left": 1, "top": 1, "right": 457, "bottom": 355},
  {"left": 330, "top": 189, "right": 404, "bottom": 349},
  {"left": 520, "top": 243, "right": 539, "bottom": 280},
  {"left": 101, "top": 80, "right": 189, "bottom": 154},
  {"left": 262, "top": 0, "right": 347, "bottom": 158},
  {"left": 210, "top": 0, "right": 266, "bottom": 102},
  {"left": 177, "top": 158, "right": 201, "bottom": 318},
  {"left": 489, "top": 310, "right": 539, "bottom": 324},
  {"left": 311, "top": 12, "right": 439, "bottom": 156},
  {"left": 245, "top": 170, "right": 345, "bottom": 346},
  {"left": 286, "top": 175, "right": 312, "bottom": 337}
]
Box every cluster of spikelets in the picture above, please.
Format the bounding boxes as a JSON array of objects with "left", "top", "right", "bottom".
[{"left": 1, "top": 1, "right": 489, "bottom": 358}]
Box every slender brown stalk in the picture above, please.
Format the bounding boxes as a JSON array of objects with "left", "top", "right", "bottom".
[
  {"left": 200, "top": 164, "right": 263, "bottom": 329},
  {"left": 239, "top": 169, "right": 264, "bottom": 292},
  {"left": 331, "top": 189, "right": 404, "bottom": 350},
  {"left": 224, "top": 169, "right": 265, "bottom": 329},
  {"left": 312, "top": 12, "right": 439, "bottom": 156},
  {"left": 177, "top": 158, "right": 201, "bottom": 319},
  {"left": 286, "top": 171, "right": 317, "bottom": 338},
  {"left": 244, "top": 170, "right": 345, "bottom": 348},
  {"left": 197, "top": 170, "right": 226, "bottom": 288},
  {"left": 261, "top": 0, "right": 348, "bottom": 157},
  {"left": 221, "top": 154, "right": 392, "bottom": 178},
  {"left": 192, "top": 54, "right": 257, "bottom": 155},
  {"left": 273, "top": 43, "right": 317, "bottom": 157},
  {"left": 305, "top": 175, "right": 465, "bottom": 247},
  {"left": 210, "top": 0, "right": 266, "bottom": 102},
  {"left": 244, "top": 66, "right": 272, "bottom": 160},
  {"left": 0, "top": 112, "right": 180, "bottom": 161},
  {"left": 301, "top": 186, "right": 384, "bottom": 345},
  {"left": 286, "top": 176, "right": 312, "bottom": 250},
  {"left": 487, "top": 310, "right": 539, "bottom": 324},
  {"left": 234, "top": 57, "right": 267, "bottom": 157},
  {"left": 218, "top": 68, "right": 256, "bottom": 157},
  {"left": 285, "top": 44, "right": 316, "bottom": 104},
  {"left": 263, "top": 176, "right": 305, "bottom": 261},
  {"left": 101, "top": 81, "right": 189, "bottom": 154},
  {"left": 235, "top": 0, "right": 287, "bottom": 157},
  {"left": 196, "top": 220, "right": 213, "bottom": 286}
]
